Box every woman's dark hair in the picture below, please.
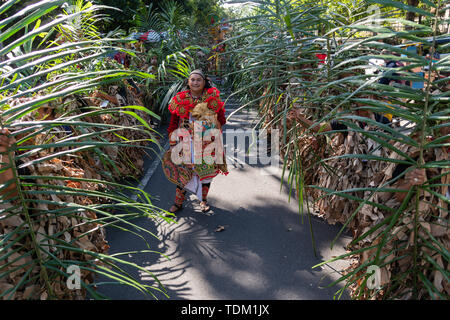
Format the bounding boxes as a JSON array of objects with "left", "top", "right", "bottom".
[{"left": 204, "top": 76, "right": 212, "bottom": 89}]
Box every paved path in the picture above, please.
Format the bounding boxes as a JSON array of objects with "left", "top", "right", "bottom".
[{"left": 97, "top": 84, "right": 352, "bottom": 300}]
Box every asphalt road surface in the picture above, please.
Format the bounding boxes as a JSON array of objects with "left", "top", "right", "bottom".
[{"left": 97, "top": 86, "right": 352, "bottom": 300}]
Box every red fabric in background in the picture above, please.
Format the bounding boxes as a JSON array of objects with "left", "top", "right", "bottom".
[{"left": 316, "top": 53, "right": 327, "bottom": 64}]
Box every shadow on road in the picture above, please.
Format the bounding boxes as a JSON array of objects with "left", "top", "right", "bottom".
[
  {"left": 96, "top": 90, "right": 352, "bottom": 300},
  {"left": 97, "top": 196, "right": 351, "bottom": 300}
]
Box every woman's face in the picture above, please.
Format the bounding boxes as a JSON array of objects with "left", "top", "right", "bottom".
[{"left": 188, "top": 74, "right": 205, "bottom": 94}]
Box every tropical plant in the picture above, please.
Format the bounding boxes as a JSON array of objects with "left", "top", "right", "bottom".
[
  {"left": 93, "top": 0, "right": 142, "bottom": 33},
  {"left": 156, "top": 0, "right": 189, "bottom": 56},
  {"left": 55, "top": 0, "right": 109, "bottom": 42},
  {"left": 0, "top": 0, "right": 173, "bottom": 300},
  {"left": 223, "top": 0, "right": 449, "bottom": 299},
  {"left": 309, "top": 0, "right": 450, "bottom": 300},
  {"left": 155, "top": 46, "right": 210, "bottom": 119},
  {"left": 185, "top": 0, "right": 226, "bottom": 26},
  {"left": 129, "top": 3, "right": 162, "bottom": 34}
]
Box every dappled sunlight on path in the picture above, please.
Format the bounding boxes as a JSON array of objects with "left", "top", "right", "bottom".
[{"left": 98, "top": 85, "right": 351, "bottom": 300}]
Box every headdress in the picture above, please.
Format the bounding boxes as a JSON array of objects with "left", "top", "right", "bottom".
[{"left": 189, "top": 69, "right": 206, "bottom": 80}]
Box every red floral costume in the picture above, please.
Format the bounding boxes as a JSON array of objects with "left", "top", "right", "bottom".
[
  {"left": 162, "top": 87, "right": 228, "bottom": 191},
  {"left": 167, "top": 87, "right": 226, "bottom": 132}
]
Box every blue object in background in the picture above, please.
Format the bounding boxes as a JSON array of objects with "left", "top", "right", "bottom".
[
  {"left": 401, "top": 45, "right": 417, "bottom": 58},
  {"left": 407, "top": 45, "right": 417, "bottom": 54},
  {"left": 412, "top": 72, "right": 424, "bottom": 89}
]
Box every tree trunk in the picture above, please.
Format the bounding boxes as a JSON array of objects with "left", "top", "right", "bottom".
[{"left": 406, "top": 0, "right": 419, "bottom": 22}]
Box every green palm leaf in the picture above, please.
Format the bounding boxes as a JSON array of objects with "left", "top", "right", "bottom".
[
  {"left": 224, "top": 0, "right": 449, "bottom": 300},
  {"left": 1, "top": 0, "right": 172, "bottom": 300}
]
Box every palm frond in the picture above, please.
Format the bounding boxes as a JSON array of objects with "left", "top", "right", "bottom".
[
  {"left": 224, "top": 0, "right": 450, "bottom": 300},
  {"left": 1, "top": 0, "right": 171, "bottom": 300}
]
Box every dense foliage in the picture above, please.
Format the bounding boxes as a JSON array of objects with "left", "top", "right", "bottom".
[
  {"left": 223, "top": 0, "right": 449, "bottom": 299},
  {"left": 94, "top": 0, "right": 226, "bottom": 34},
  {"left": 0, "top": 0, "right": 174, "bottom": 300},
  {"left": 1, "top": 0, "right": 447, "bottom": 301}
]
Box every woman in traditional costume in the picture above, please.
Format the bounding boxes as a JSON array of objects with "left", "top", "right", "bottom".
[{"left": 162, "top": 69, "right": 228, "bottom": 213}]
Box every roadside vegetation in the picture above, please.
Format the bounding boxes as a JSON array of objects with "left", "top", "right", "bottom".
[
  {"left": 1, "top": 0, "right": 448, "bottom": 300},
  {"left": 223, "top": 0, "right": 449, "bottom": 300}
]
